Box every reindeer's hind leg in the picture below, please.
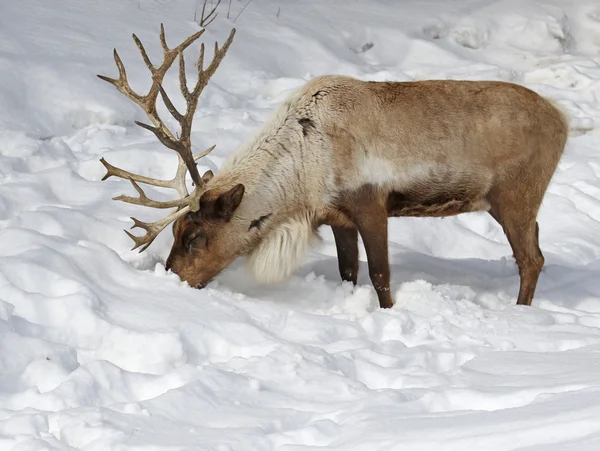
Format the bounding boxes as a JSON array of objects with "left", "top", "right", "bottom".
[
  {"left": 332, "top": 226, "right": 359, "bottom": 285},
  {"left": 488, "top": 189, "right": 546, "bottom": 306}
]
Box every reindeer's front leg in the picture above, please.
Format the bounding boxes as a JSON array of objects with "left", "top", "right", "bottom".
[
  {"left": 331, "top": 226, "right": 359, "bottom": 285},
  {"left": 349, "top": 201, "right": 393, "bottom": 309}
]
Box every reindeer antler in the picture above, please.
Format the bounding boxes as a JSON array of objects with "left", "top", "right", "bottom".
[{"left": 98, "top": 24, "right": 236, "bottom": 251}]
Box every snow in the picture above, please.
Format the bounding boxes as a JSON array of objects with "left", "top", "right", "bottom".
[{"left": 2, "top": 0, "right": 600, "bottom": 449}]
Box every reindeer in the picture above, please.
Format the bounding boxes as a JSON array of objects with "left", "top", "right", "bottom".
[{"left": 98, "top": 25, "right": 569, "bottom": 309}]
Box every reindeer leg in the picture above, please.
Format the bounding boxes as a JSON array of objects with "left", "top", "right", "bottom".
[
  {"left": 350, "top": 204, "right": 393, "bottom": 309},
  {"left": 505, "top": 219, "right": 544, "bottom": 306},
  {"left": 489, "top": 194, "right": 545, "bottom": 306},
  {"left": 332, "top": 226, "right": 359, "bottom": 285}
]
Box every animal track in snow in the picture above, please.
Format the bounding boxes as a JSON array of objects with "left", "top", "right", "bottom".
[{"left": 422, "top": 20, "right": 490, "bottom": 49}]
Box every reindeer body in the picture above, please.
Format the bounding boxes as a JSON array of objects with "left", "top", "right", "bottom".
[
  {"left": 99, "top": 27, "right": 568, "bottom": 308},
  {"left": 180, "top": 75, "right": 567, "bottom": 307}
]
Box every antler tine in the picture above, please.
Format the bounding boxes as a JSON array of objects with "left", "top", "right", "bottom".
[
  {"left": 100, "top": 157, "right": 181, "bottom": 189},
  {"left": 113, "top": 177, "right": 190, "bottom": 209},
  {"left": 97, "top": 49, "right": 144, "bottom": 104},
  {"left": 194, "top": 144, "right": 217, "bottom": 161},
  {"left": 178, "top": 50, "right": 190, "bottom": 100},
  {"left": 126, "top": 206, "right": 190, "bottom": 252},
  {"left": 100, "top": 156, "right": 190, "bottom": 197},
  {"left": 159, "top": 23, "right": 169, "bottom": 52}
]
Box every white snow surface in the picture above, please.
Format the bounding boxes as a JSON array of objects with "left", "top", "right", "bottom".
[{"left": 2, "top": 0, "right": 600, "bottom": 449}]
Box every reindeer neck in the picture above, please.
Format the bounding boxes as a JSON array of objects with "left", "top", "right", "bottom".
[{"left": 215, "top": 152, "right": 312, "bottom": 220}]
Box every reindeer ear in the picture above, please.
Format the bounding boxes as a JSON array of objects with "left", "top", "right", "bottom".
[
  {"left": 200, "top": 184, "right": 245, "bottom": 222},
  {"left": 201, "top": 170, "right": 214, "bottom": 184},
  {"left": 217, "top": 184, "right": 245, "bottom": 220}
]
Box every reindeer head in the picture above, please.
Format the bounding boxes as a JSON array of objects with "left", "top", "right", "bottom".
[
  {"left": 98, "top": 24, "right": 242, "bottom": 289},
  {"left": 164, "top": 182, "right": 247, "bottom": 288}
]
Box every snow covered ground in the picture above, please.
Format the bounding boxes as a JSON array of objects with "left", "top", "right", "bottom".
[{"left": 2, "top": 0, "right": 600, "bottom": 449}]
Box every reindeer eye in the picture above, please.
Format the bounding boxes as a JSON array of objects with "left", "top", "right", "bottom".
[{"left": 186, "top": 233, "right": 207, "bottom": 252}]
